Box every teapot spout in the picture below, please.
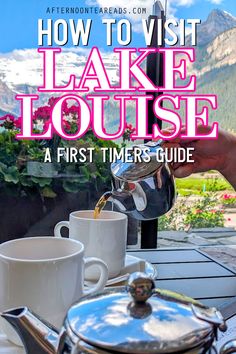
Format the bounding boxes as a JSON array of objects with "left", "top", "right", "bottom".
[{"left": 1, "top": 307, "right": 59, "bottom": 354}]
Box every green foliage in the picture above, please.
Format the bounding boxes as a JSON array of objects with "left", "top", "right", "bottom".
[
  {"left": 177, "top": 188, "right": 203, "bottom": 197},
  {"left": 184, "top": 195, "right": 225, "bottom": 228},
  {"left": 196, "top": 64, "right": 236, "bottom": 132},
  {"left": 159, "top": 194, "right": 225, "bottom": 231},
  {"left": 158, "top": 203, "right": 188, "bottom": 231},
  {"left": 62, "top": 179, "right": 83, "bottom": 193},
  {"left": 41, "top": 186, "right": 57, "bottom": 198},
  {"left": 0, "top": 127, "right": 117, "bottom": 199},
  {"left": 176, "top": 177, "right": 232, "bottom": 195},
  {"left": 0, "top": 162, "right": 19, "bottom": 184},
  {"left": 221, "top": 193, "right": 236, "bottom": 207}
]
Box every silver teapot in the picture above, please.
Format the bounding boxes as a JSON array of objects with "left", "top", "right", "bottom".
[
  {"left": 109, "top": 141, "right": 176, "bottom": 220},
  {"left": 1, "top": 273, "right": 236, "bottom": 354}
]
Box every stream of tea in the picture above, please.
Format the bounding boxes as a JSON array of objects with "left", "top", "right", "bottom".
[{"left": 93, "top": 192, "right": 113, "bottom": 219}]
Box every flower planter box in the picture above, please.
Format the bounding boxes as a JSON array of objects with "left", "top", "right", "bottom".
[{"left": 27, "top": 161, "right": 58, "bottom": 178}]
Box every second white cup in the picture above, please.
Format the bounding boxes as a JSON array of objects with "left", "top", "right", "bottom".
[
  {"left": 0, "top": 236, "right": 108, "bottom": 346},
  {"left": 54, "top": 210, "right": 128, "bottom": 280}
]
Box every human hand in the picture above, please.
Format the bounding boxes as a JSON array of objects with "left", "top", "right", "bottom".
[{"left": 162, "top": 125, "right": 236, "bottom": 189}]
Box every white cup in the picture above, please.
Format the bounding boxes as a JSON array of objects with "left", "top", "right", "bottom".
[
  {"left": 0, "top": 237, "right": 108, "bottom": 346},
  {"left": 54, "top": 210, "right": 128, "bottom": 280}
]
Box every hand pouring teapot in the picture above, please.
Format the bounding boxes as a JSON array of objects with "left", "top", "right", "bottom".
[
  {"left": 109, "top": 141, "right": 176, "bottom": 220},
  {"left": 2, "top": 273, "right": 236, "bottom": 354}
]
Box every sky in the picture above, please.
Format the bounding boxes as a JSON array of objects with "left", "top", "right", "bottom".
[{"left": 0, "top": 0, "right": 236, "bottom": 53}]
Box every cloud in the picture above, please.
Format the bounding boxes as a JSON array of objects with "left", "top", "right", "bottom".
[
  {"left": 63, "top": 47, "right": 91, "bottom": 55},
  {"left": 86, "top": 0, "right": 222, "bottom": 33},
  {"left": 169, "top": 0, "right": 195, "bottom": 6},
  {"left": 85, "top": 0, "right": 154, "bottom": 33},
  {"left": 207, "top": 0, "right": 223, "bottom": 4}
]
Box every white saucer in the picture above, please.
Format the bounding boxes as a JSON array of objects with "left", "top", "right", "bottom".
[
  {"left": 85, "top": 254, "right": 157, "bottom": 287},
  {"left": 119, "top": 254, "right": 157, "bottom": 279}
]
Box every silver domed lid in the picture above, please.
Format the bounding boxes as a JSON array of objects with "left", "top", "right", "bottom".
[
  {"left": 111, "top": 142, "right": 164, "bottom": 182},
  {"left": 65, "top": 273, "right": 226, "bottom": 354}
]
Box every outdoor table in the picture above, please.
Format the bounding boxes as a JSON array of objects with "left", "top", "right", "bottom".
[
  {"left": 1, "top": 246, "right": 236, "bottom": 353},
  {"left": 128, "top": 246, "right": 236, "bottom": 308}
]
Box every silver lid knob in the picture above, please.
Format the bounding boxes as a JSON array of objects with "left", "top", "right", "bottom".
[{"left": 127, "top": 272, "right": 155, "bottom": 303}]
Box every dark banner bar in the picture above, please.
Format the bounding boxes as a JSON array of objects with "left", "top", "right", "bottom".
[{"left": 141, "top": 1, "right": 166, "bottom": 249}]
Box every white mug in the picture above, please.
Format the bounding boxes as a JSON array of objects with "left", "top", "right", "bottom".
[
  {"left": 0, "top": 237, "right": 108, "bottom": 346},
  {"left": 54, "top": 210, "right": 128, "bottom": 280}
]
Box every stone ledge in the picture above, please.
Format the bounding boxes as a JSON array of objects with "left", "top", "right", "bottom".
[{"left": 158, "top": 227, "right": 236, "bottom": 247}]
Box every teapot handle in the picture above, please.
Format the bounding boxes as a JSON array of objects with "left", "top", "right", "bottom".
[{"left": 220, "top": 340, "right": 236, "bottom": 354}]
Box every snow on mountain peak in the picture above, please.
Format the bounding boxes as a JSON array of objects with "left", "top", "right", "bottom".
[
  {"left": 0, "top": 48, "right": 120, "bottom": 92},
  {"left": 223, "top": 10, "right": 236, "bottom": 20}
]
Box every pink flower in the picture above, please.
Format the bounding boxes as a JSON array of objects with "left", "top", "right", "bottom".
[
  {"left": 123, "top": 123, "right": 136, "bottom": 141},
  {"left": 62, "top": 102, "right": 70, "bottom": 115},
  {"left": 69, "top": 105, "right": 80, "bottom": 115},
  {"left": 43, "top": 120, "right": 51, "bottom": 131},
  {"left": 14, "top": 117, "right": 22, "bottom": 129},
  {"left": 48, "top": 97, "right": 59, "bottom": 107},
  {"left": 63, "top": 119, "right": 71, "bottom": 131},
  {"left": 48, "top": 97, "right": 69, "bottom": 115},
  {"left": 0, "top": 114, "right": 16, "bottom": 129},
  {"left": 195, "top": 209, "right": 202, "bottom": 214},
  {"left": 125, "top": 123, "right": 135, "bottom": 132},
  {"left": 33, "top": 106, "right": 51, "bottom": 120},
  {"left": 0, "top": 114, "right": 15, "bottom": 123},
  {"left": 210, "top": 210, "right": 216, "bottom": 214}
]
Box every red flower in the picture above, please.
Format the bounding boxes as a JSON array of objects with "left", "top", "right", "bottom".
[
  {"left": 195, "top": 209, "right": 202, "bottom": 214},
  {"left": 228, "top": 218, "right": 232, "bottom": 221},
  {"left": 210, "top": 210, "right": 216, "bottom": 214}
]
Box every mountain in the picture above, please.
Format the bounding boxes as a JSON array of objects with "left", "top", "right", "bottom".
[
  {"left": 194, "top": 63, "right": 236, "bottom": 130},
  {"left": 183, "top": 26, "right": 236, "bottom": 77},
  {"left": 0, "top": 8, "right": 236, "bottom": 131},
  {"left": 0, "top": 50, "right": 121, "bottom": 120},
  {"left": 0, "top": 80, "right": 18, "bottom": 115},
  {"left": 0, "top": 50, "right": 120, "bottom": 93},
  {"left": 186, "top": 8, "right": 236, "bottom": 46},
  {"left": 169, "top": 24, "right": 236, "bottom": 132}
]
